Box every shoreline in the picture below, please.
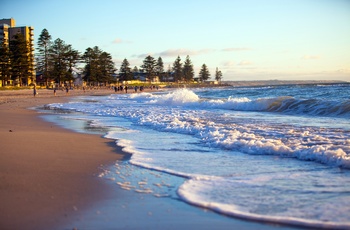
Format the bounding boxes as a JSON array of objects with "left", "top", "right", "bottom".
[{"left": 0, "top": 88, "right": 304, "bottom": 230}]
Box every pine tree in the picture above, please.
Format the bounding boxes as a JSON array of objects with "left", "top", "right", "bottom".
[
  {"left": 83, "top": 46, "right": 115, "bottom": 85},
  {"left": 0, "top": 42, "right": 11, "bottom": 86},
  {"left": 83, "top": 46, "right": 103, "bottom": 84},
  {"left": 132, "top": 66, "right": 139, "bottom": 74},
  {"left": 165, "top": 64, "right": 172, "bottom": 82},
  {"left": 156, "top": 57, "right": 164, "bottom": 80},
  {"left": 199, "top": 64, "right": 210, "bottom": 82},
  {"left": 82, "top": 47, "right": 96, "bottom": 83},
  {"left": 141, "top": 55, "right": 156, "bottom": 82},
  {"left": 172, "top": 56, "right": 183, "bottom": 82},
  {"left": 36, "top": 29, "right": 52, "bottom": 86},
  {"left": 99, "top": 52, "right": 116, "bottom": 83},
  {"left": 50, "top": 38, "right": 70, "bottom": 85},
  {"left": 215, "top": 67, "right": 223, "bottom": 83},
  {"left": 65, "top": 44, "right": 80, "bottom": 83},
  {"left": 9, "top": 34, "right": 32, "bottom": 86},
  {"left": 119, "top": 58, "right": 133, "bottom": 81},
  {"left": 183, "top": 55, "right": 194, "bottom": 82},
  {"left": 133, "top": 66, "right": 139, "bottom": 80},
  {"left": 50, "top": 38, "right": 80, "bottom": 86}
]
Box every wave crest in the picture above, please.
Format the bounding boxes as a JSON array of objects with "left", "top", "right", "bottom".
[{"left": 143, "top": 89, "right": 350, "bottom": 118}]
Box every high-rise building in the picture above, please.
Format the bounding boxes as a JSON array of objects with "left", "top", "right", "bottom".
[
  {"left": 0, "top": 18, "right": 35, "bottom": 87},
  {"left": 0, "top": 24, "right": 10, "bottom": 46},
  {"left": 0, "top": 18, "right": 16, "bottom": 27}
]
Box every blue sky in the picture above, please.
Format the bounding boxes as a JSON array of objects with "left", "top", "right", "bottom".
[{"left": 1, "top": 0, "right": 349, "bottom": 81}]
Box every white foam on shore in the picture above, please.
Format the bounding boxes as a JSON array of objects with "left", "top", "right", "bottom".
[{"left": 97, "top": 89, "right": 350, "bottom": 168}]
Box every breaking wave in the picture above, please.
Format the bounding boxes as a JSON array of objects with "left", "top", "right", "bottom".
[{"left": 142, "top": 89, "right": 350, "bottom": 118}]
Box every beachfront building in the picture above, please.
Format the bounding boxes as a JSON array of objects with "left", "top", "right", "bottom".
[{"left": 0, "top": 18, "right": 35, "bottom": 87}]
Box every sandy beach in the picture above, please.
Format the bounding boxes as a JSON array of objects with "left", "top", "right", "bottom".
[
  {"left": 0, "top": 88, "right": 125, "bottom": 230},
  {"left": 0, "top": 88, "right": 304, "bottom": 230}
]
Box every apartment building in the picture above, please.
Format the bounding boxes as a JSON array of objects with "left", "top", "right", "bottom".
[{"left": 0, "top": 18, "right": 35, "bottom": 87}]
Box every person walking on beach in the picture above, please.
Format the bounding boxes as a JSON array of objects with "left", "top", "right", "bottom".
[{"left": 33, "top": 85, "right": 37, "bottom": 97}]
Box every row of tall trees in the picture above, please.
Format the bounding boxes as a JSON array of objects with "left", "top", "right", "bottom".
[
  {"left": 198, "top": 65, "right": 222, "bottom": 82},
  {"left": 119, "top": 55, "right": 166, "bottom": 82},
  {"left": 36, "top": 29, "right": 116, "bottom": 86},
  {"left": 1, "top": 27, "right": 223, "bottom": 87},
  {"left": 119, "top": 54, "right": 223, "bottom": 83},
  {"left": 172, "top": 56, "right": 223, "bottom": 82},
  {"left": 0, "top": 33, "right": 35, "bottom": 86},
  {"left": 172, "top": 55, "right": 195, "bottom": 82},
  {"left": 197, "top": 64, "right": 223, "bottom": 83},
  {"left": 1, "top": 28, "right": 223, "bottom": 87}
]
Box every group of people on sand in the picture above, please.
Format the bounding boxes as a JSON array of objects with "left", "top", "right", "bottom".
[
  {"left": 113, "top": 85, "right": 159, "bottom": 94},
  {"left": 33, "top": 84, "right": 160, "bottom": 97},
  {"left": 113, "top": 85, "right": 147, "bottom": 93}
]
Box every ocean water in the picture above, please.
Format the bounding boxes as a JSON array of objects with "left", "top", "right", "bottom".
[{"left": 45, "top": 84, "right": 350, "bottom": 229}]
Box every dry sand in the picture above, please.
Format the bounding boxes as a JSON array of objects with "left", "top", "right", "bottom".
[{"left": 0, "top": 88, "right": 123, "bottom": 230}]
